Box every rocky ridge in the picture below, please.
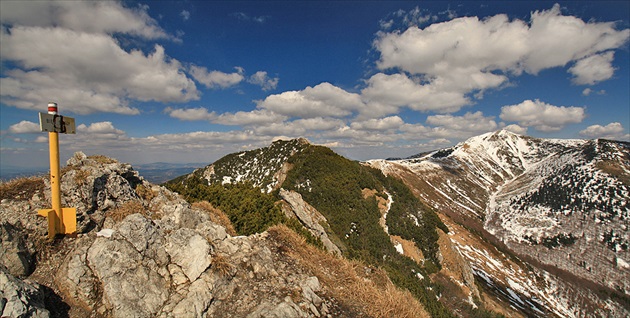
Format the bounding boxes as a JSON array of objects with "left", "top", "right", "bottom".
[{"left": 0, "top": 152, "right": 429, "bottom": 317}]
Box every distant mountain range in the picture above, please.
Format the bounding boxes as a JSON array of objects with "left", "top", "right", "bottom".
[
  {"left": 0, "top": 162, "right": 204, "bottom": 184},
  {"left": 0, "top": 166, "right": 48, "bottom": 181},
  {"left": 134, "top": 162, "right": 205, "bottom": 184}
]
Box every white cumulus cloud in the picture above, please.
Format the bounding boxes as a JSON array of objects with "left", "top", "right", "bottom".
[
  {"left": 350, "top": 116, "right": 404, "bottom": 131},
  {"left": 214, "top": 109, "right": 287, "bottom": 126},
  {"left": 189, "top": 66, "right": 245, "bottom": 89},
  {"left": 503, "top": 124, "right": 528, "bottom": 135},
  {"left": 257, "top": 82, "right": 364, "bottom": 118},
  {"left": 579, "top": 122, "right": 628, "bottom": 140},
  {"left": 248, "top": 71, "right": 279, "bottom": 91},
  {"left": 165, "top": 107, "right": 216, "bottom": 121},
  {"left": 0, "top": 1, "right": 171, "bottom": 39},
  {"left": 0, "top": 1, "right": 198, "bottom": 115},
  {"left": 372, "top": 4, "right": 629, "bottom": 113},
  {"left": 180, "top": 10, "right": 191, "bottom": 21},
  {"left": 8, "top": 120, "right": 41, "bottom": 134},
  {"left": 500, "top": 99, "right": 586, "bottom": 132},
  {"left": 569, "top": 52, "right": 616, "bottom": 85},
  {"left": 361, "top": 73, "right": 471, "bottom": 116},
  {"left": 425, "top": 111, "right": 498, "bottom": 133}
]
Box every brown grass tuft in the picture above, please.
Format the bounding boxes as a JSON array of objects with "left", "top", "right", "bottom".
[
  {"left": 192, "top": 201, "right": 237, "bottom": 236},
  {"left": 211, "top": 252, "right": 234, "bottom": 277},
  {"left": 88, "top": 155, "right": 117, "bottom": 164},
  {"left": 109, "top": 200, "right": 146, "bottom": 222},
  {"left": 267, "top": 224, "right": 429, "bottom": 318},
  {"left": 597, "top": 161, "right": 630, "bottom": 186},
  {"left": 0, "top": 176, "right": 46, "bottom": 201},
  {"left": 135, "top": 184, "right": 156, "bottom": 202},
  {"left": 74, "top": 169, "right": 91, "bottom": 187}
]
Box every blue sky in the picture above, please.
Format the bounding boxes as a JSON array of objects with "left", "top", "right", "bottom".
[{"left": 1, "top": 1, "right": 629, "bottom": 175}]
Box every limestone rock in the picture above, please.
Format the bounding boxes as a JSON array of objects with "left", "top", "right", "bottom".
[
  {"left": 56, "top": 241, "right": 99, "bottom": 310},
  {"left": 164, "top": 228, "right": 213, "bottom": 282},
  {"left": 170, "top": 276, "right": 214, "bottom": 318},
  {"left": 2, "top": 153, "right": 370, "bottom": 318},
  {"left": 87, "top": 237, "right": 169, "bottom": 317},
  {"left": 246, "top": 297, "right": 305, "bottom": 318},
  {"left": 0, "top": 266, "right": 50, "bottom": 318},
  {"left": 279, "top": 189, "right": 341, "bottom": 255},
  {"left": 0, "top": 222, "right": 34, "bottom": 277}
]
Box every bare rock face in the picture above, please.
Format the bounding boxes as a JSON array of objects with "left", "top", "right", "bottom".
[
  {"left": 88, "top": 235, "right": 169, "bottom": 316},
  {"left": 435, "top": 230, "right": 480, "bottom": 304},
  {"left": 0, "top": 222, "right": 35, "bottom": 277},
  {"left": 280, "top": 188, "right": 341, "bottom": 255},
  {"left": 57, "top": 210, "right": 334, "bottom": 317},
  {"left": 0, "top": 266, "right": 50, "bottom": 318},
  {"left": 164, "top": 228, "right": 213, "bottom": 282},
  {"left": 57, "top": 201, "right": 218, "bottom": 317},
  {"left": 61, "top": 152, "right": 146, "bottom": 232}
]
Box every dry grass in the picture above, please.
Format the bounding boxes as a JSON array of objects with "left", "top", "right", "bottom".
[
  {"left": 597, "top": 161, "right": 630, "bottom": 186},
  {"left": 74, "top": 169, "right": 91, "bottom": 187},
  {"left": 109, "top": 200, "right": 146, "bottom": 222},
  {"left": 211, "top": 252, "right": 234, "bottom": 277},
  {"left": 135, "top": 184, "right": 156, "bottom": 202},
  {"left": 267, "top": 224, "right": 429, "bottom": 318},
  {"left": 0, "top": 176, "right": 46, "bottom": 201},
  {"left": 192, "top": 201, "right": 237, "bottom": 236},
  {"left": 88, "top": 155, "right": 117, "bottom": 164}
]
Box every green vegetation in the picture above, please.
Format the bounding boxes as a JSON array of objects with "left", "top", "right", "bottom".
[
  {"left": 166, "top": 176, "right": 322, "bottom": 248},
  {"left": 168, "top": 177, "right": 279, "bottom": 235},
  {"left": 167, "top": 142, "right": 462, "bottom": 317},
  {"left": 192, "top": 138, "right": 309, "bottom": 190},
  {"left": 282, "top": 145, "right": 453, "bottom": 317}
]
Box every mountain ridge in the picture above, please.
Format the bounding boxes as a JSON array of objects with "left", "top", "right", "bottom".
[
  {"left": 366, "top": 129, "right": 629, "bottom": 316},
  {"left": 169, "top": 131, "right": 629, "bottom": 316},
  {"left": 2, "top": 131, "right": 628, "bottom": 317}
]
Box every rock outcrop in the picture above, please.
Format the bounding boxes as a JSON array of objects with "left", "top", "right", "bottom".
[
  {"left": 0, "top": 222, "right": 35, "bottom": 277},
  {"left": 279, "top": 189, "right": 341, "bottom": 256},
  {"left": 0, "top": 153, "right": 374, "bottom": 317},
  {"left": 0, "top": 265, "right": 50, "bottom": 318}
]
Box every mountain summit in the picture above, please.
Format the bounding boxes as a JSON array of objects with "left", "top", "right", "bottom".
[{"left": 368, "top": 130, "right": 629, "bottom": 316}]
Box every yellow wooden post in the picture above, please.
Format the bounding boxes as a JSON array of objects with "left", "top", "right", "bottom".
[{"left": 38, "top": 102, "right": 76, "bottom": 239}]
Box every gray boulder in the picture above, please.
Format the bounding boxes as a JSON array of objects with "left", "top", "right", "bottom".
[
  {"left": 0, "top": 266, "right": 50, "bottom": 318},
  {"left": 0, "top": 222, "right": 34, "bottom": 277}
]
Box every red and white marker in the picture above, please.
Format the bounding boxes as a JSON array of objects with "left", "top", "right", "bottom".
[{"left": 48, "top": 102, "right": 58, "bottom": 115}]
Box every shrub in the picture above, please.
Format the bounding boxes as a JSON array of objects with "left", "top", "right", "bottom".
[{"left": 166, "top": 178, "right": 285, "bottom": 235}]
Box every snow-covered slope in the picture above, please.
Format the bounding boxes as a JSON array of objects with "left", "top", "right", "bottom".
[
  {"left": 191, "top": 138, "right": 310, "bottom": 193},
  {"left": 367, "top": 130, "right": 630, "bottom": 316}
]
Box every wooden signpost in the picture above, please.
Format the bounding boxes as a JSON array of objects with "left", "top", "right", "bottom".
[{"left": 37, "top": 102, "right": 77, "bottom": 239}]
